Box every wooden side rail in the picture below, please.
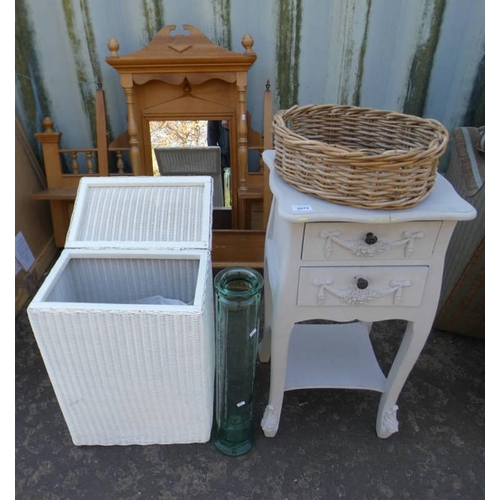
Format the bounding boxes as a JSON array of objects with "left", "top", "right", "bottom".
[{"left": 31, "top": 188, "right": 78, "bottom": 201}]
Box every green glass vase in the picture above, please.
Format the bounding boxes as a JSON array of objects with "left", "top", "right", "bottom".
[{"left": 213, "top": 267, "right": 264, "bottom": 456}]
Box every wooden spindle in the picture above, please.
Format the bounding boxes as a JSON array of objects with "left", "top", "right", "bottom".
[
  {"left": 71, "top": 152, "right": 78, "bottom": 173},
  {"left": 116, "top": 151, "right": 124, "bottom": 173},
  {"left": 86, "top": 151, "right": 93, "bottom": 173}
]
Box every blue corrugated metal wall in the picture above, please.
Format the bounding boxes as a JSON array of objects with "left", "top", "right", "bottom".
[{"left": 15, "top": 0, "right": 485, "bottom": 171}]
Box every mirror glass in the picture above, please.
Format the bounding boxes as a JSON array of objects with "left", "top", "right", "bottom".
[{"left": 149, "top": 120, "right": 231, "bottom": 211}]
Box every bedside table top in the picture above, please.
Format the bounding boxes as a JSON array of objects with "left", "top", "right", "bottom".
[{"left": 263, "top": 150, "right": 477, "bottom": 224}]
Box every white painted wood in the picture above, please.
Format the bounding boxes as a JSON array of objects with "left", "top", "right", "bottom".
[
  {"left": 285, "top": 323, "right": 387, "bottom": 392},
  {"left": 297, "top": 265, "right": 428, "bottom": 307},
  {"left": 260, "top": 151, "right": 476, "bottom": 439},
  {"left": 302, "top": 221, "right": 442, "bottom": 261}
]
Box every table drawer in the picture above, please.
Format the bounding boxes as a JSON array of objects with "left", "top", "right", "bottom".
[
  {"left": 297, "top": 266, "right": 428, "bottom": 307},
  {"left": 302, "top": 222, "right": 441, "bottom": 261}
]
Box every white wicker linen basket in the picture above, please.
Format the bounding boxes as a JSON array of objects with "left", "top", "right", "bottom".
[{"left": 27, "top": 176, "right": 215, "bottom": 446}]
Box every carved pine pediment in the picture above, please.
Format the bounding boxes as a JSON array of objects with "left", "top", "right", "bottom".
[{"left": 106, "top": 24, "right": 256, "bottom": 74}]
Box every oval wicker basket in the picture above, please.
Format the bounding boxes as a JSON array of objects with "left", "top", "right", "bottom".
[{"left": 273, "top": 104, "right": 450, "bottom": 210}]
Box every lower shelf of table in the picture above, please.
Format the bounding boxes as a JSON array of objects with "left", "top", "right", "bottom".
[{"left": 284, "top": 322, "right": 387, "bottom": 392}]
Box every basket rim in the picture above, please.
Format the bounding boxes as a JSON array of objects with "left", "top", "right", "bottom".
[{"left": 273, "top": 104, "right": 449, "bottom": 161}]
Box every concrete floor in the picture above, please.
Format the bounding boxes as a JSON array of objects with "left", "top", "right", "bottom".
[{"left": 16, "top": 291, "right": 484, "bottom": 499}]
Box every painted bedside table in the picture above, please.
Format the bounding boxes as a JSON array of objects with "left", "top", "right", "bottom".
[{"left": 259, "top": 150, "right": 477, "bottom": 439}]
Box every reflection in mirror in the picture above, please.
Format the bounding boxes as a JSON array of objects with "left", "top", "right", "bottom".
[
  {"left": 150, "top": 120, "right": 208, "bottom": 175},
  {"left": 149, "top": 120, "right": 231, "bottom": 213}
]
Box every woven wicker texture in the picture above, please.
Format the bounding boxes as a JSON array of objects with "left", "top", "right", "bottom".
[
  {"left": 45, "top": 257, "right": 199, "bottom": 305},
  {"left": 28, "top": 258, "right": 214, "bottom": 446},
  {"left": 273, "top": 104, "right": 449, "bottom": 209},
  {"left": 72, "top": 184, "right": 207, "bottom": 243},
  {"left": 154, "top": 147, "right": 224, "bottom": 207},
  {"left": 28, "top": 307, "right": 214, "bottom": 445}
]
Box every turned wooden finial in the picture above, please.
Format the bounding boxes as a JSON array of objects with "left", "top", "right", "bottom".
[
  {"left": 108, "top": 38, "right": 120, "bottom": 57},
  {"left": 42, "top": 117, "right": 54, "bottom": 132},
  {"left": 241, "top": 33, "right": 255, "bottom": 55},
  {"left": 266, "top": 79, "right": 270, "bottom": 91}
]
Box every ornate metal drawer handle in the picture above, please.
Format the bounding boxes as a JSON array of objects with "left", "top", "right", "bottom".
[
  {"left": 312, "top": 278, "right": 411, "bottom": 305},
  {"left": 320, "top": 230, "right": 424, "bottom": 258}
]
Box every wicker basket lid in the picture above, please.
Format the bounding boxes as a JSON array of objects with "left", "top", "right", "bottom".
[{"left": 65, "top": 176, "right": 213, "bottom": 250}]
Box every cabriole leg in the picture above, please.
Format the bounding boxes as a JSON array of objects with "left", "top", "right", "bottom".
[
  {"left": 261, "top": 313, "right": 295, "bottom": 437},
  {"left": 376, "top": 319, "right": 433, "bottom": 438}
]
